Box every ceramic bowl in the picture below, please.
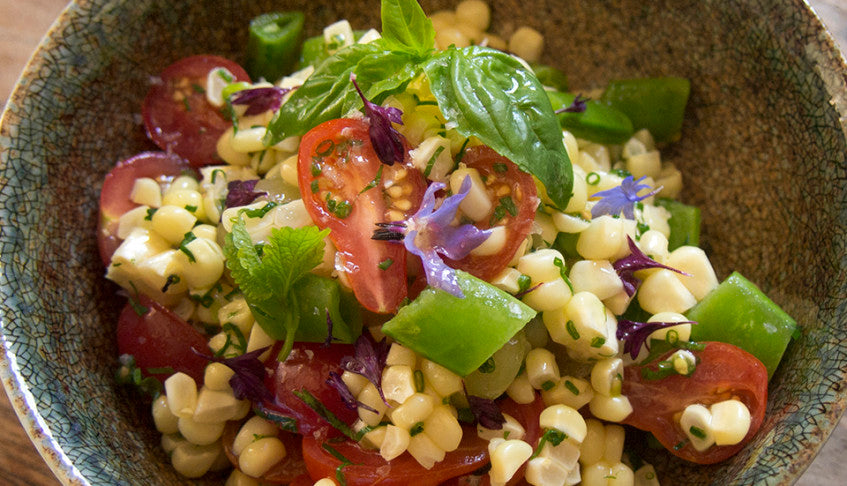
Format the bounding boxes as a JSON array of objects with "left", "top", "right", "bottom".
[{"left": 1, "top": 0, "right": 845, "bottom": 484}]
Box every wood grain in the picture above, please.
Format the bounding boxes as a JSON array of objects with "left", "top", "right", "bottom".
[{"left": 0, "top": 1, "right": 844, "bottom": 485}]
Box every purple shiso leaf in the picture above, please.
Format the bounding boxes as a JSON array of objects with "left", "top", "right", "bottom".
[
  {"left": 339, "top": 334, "right": 390, "bottom": 406},
  {"left": 350, "top": 73, "right": 405, "bottom": 166},
  {"left": 613, "top": 236, "right": 690, "bottom": 297},
  {"left": 467, "top": 395, "right": 506, "bottom": 430},
  {"left": 192, "top": 346, "right": 273, "bottom": 402},
  {"left": 230, "top": 86, "right": 292, "bottom": 116},
  {"left": 225, "top": 179, "right": 266, "bottom": 208},
  {"left": 554, "top": 94, "right": 589, "bottom": 114},
  {"left": 591, "top": 176, "right": 661, "bottom": 220},
  {"left": 617, "top": 319, "right": 697, "bottom": 360},
  {"left": 326, "top": 371, "right": 378, "bottom": 413}
]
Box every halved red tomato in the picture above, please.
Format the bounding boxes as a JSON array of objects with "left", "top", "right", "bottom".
[
  {"left": 444, "top": 146, "right": 539, "bottom": 281},
  {"left": 116, "top": 294, "right": 210, "bottom": 384},
  {"left": 622, "top": 342, "right": 768, "bottom": 464},
  {"left": 297, "top": 118, "right": 426, "bottom": 314},
  {"left": 262, "top": 343, "right": 359, "bottom": 437},
  {"left": 97, "top": 151, "right": 191, "bottom": 265},
  {"left": 142, "top": 55, "right": 250, "bottom": 168}
]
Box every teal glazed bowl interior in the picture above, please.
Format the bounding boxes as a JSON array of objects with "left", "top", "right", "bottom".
[{"left": 1, "top": 0, "right": 845, "bottom": 484}]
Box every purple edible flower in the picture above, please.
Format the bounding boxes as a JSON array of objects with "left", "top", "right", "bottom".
[
  {"left": 192, "top": 346, "right": 273, "bottom": 403},
  {"left": 554, "top": 94, "right": 589, "bottom": 114},
  {"left": 467, "top": 395, "right": 506, "bottom": 430},
  {"left": 350, "top": 73, "right": 405, "bottom": 166},
  {"left": 591, "top": 176, "right": 661, "bottom": 220},
  {"left": 613, "top": 236, "right": 689, "bottom": 297},
  {"left": 617, "top": 319, "right": 697, "bottom": 360},
  {"left": 372, "top": 177, "right": 492, "bottom": 298},
  {"left": 230, "top": 86, "right": 292, "bottom": 116},
  {"left": 339, "top": 333, "right": 391, "bottom": 406},
  {"left": 326, "top": 371, "right": 378, "bottom": 413},
  {"left": 225, "top": 179, "right": 266, "bottom": 208}
]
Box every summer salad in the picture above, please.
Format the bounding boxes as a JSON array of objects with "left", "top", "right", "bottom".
[{"left": 100, "top": 1, "right": 798, "bottom": 485}]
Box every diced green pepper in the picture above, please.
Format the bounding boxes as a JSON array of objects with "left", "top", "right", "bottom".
[
  {"left": 655, "top": 198, "right": 701, "bottom": 251},
  {"left": 299, "top": 30, "right": 369, "bottom": 68},
  {"left": 686, "top": 272, "right": 797, "bottom": 380},
  {"left": 382, "top": 271, "right": 537, "bottom": 376},
  {"left": 293, "top": 274, "right": 362, "bottom": 344},
  {"left": 531, "top": 63, "right": 568, "bottom": 92},
  {"left": 546, "top": 91, "right": 634, "bottom": 145},
  {"left": 600, "top": 77, "right": 690, "bottom": 143},
  {"left": 246, "top": 11, "right": 305, "bottom": 82}
]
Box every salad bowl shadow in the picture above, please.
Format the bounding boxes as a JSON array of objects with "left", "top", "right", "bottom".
[{"left": 0, "top": 0, "right": 845, "bottom": 484}]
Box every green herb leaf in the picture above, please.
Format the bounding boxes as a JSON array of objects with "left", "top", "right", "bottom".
[
  {"left": 294, "top": 389, "right": 359, "bottom": 441},
  {"left": 423, "top": 46, "right": 572, "bottom": 209},
  {"left": 380, "top": 0, "right": 435, "bottom": 58}
]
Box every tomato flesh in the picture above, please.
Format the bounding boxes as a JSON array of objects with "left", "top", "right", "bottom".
[
  {"left": 142, "top": 55, "right": 250, "bottom": 168},
  {"left": 444, "top": 146, "right": 539, "bottom": 281},
  {"left": 622, "top": 341, "right": 768, "bottom": 464},
  {"left": 297, "top": 118, "right": 425, "bottom": 313},
  {"left": 97, "top": 151, "right": 192, "bottom": 266},
  {"left": 116, "top": 294, "right": 210, "bottom": 384}
]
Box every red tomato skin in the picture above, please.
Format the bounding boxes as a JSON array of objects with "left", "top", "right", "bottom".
[
  {"left": 262, "top": 343, "right": 359, "bottom": 437},
  {"left": 622, "top": 342, "right": 768, "bottom": 464},
  {"left": 97, "top": 151, "right": 192, "bottom": 265},
  {"left": 297, "top": 118, "right": 425, "bottom": 314},
  {"left": 115, "top": 294, "right": 210, "bottom": 384},
  {"left": 142, "top": 55, "right": 250, "bottom": 168},
  {"left": 444, "top": 146, "right": 539, "bottom": 281}
]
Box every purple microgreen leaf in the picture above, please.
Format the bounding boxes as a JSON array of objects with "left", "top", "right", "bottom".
[
  {"left": 230, "top": 86, "right": 292, "bottom": 116},
  {"left": 339, "top": 334, "right": 390, "bottom": 406},
  {"left": 613, "top": 236, "right": 690, "bottom": 296},
  {"left": 617, "top": 319, "right": 697, "bottom": 360},
  {"left": 350, "top": 73, "right": 405, "bottom": 166},
  {"left": 590, "top": 176, "right": 661, "bottom": 220},
  {"left": 467, "top": 395, "right": 506, "bottom": 430},
  {"left": 514, "top": 281, "right": 543, "bottom": 299},
  {"left": 192, "top": 346, "right": 273, "bottom": 403},
  {"left": 326, "top": 371, "right": 378, "bottom": 413},
  {"left": 225, "top": 179, "right": 266, "bottom": 208},
  {"left": 554, "top": 94, "right": 589, "bottom": 114}
]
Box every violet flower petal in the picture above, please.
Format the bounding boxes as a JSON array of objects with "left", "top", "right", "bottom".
[
  {"left": 327, "top": 371, "right": 377, "bottom": 413},
  {"left": 591, "top": 176, "right": 661, "bottom": 219},
  {"left": 554, "top": 94, "right": 589, "bottom": 114},
  {"left": 192, "top": 345, "right": 273, "bottom": 402},
  {"left": 230, "top": 86, "right": 291, "bottom": 116},
  {"left": 350, "top": 73, "right": 405, "bottom": 166},
  {"left": 467, "top": 395, "right": 506, "bottom": 430},
  {"left": 613, "top": 236, "right": 690, "bottom": 297},
  {"left": 405, "top": 230, "right": 464, "bottom": 297},
  {"left": 225, "top": 179, "right": 266, "bottom": 208},
  {"left": 617, "top": 319, "right": 697, "bottom": 360},
  {"left": 340, "top": 334, "right": 389, "bottom": 406}
]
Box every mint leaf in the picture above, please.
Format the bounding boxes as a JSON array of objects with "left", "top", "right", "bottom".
[
  {"left": 262, "top": 225, "right": 329, "bottom": 293},
  {"left": 423, "top": 46, "right": 573, "bottom": 209},
  {"left": 380, "top": 0, "right": 435, "bottom": 57}
]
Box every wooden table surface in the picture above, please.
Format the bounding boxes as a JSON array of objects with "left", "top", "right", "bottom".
[{"left": 1, "top": 0, "right": 845, "bottom": 485}]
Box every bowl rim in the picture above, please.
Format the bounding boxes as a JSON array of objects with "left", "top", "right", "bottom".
[{"left": 1, "top": 1, "right": 846, "bottom": 485}]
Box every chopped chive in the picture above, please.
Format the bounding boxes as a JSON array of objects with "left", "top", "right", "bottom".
[
  {"left": 211, "top": 169, "right": 226, "bottom": 184},
  {"left": 378, "top": 258, "right": 394, "bottom": 271},
  {"left": 674, "top": 438, "right": 689, "bottom": 451},
  {"left": 184, "top": 205, "right": 198, "bottom": 212},
  {"left": 541, "top": 380, "right": 556, "bottom": 391},
  {"left": 181, "top": 96, "right": 191, "bottom": 112},
  {"left": 689, "top": 426, "right": 707, "bottom": 439},
  {"left": 590, "top": 337, "right": 606, "bottom": 348},
  {"left": 478, "top": 357, "right": 496, "bottom": 374},
  {"left": 222, "top": 323, "right": 248, "bottom": 354},
  {"left": 553, "top": 257, "right": 575, "bottom": 293},
  {"left": 455, "top": 138, "right": 470, "bottom": 164},
  {"left": 178, "top": 232, "right": 197, "bottom": 262},
  {"left": 311, "top": 161, "right": 322, "bottom": 176},
  {"left": 334, "top": 200, "right": 352, "bottom": 218},
  {"left": 294, "top": 389, "right": 359, "bottom": 441},
  {"left": 316, "top": 139, "right": 335, "bottom": 156},
  {"left": 414, "top": 370, "right": 425, "bottom": 393},
  {"left": 191, "top": 83, "right": 205, "bottom": 94},
  {"left": 409, "top": 422, "right": 425, "bottom": 437},
  {"left": 517, "top": 274, "right": 532, "bottom": 293},
  {"left": 311, "top": 180, "right": 320, "bottom": 193},
  {"left": 216, "top": 68, "right": 233, "bottom": 83},
  {"left": 564, "top": 380, "right": 580, "bottom": 395},
  {"left": 530, "top": 429, "right": 568, "bottom": 459},
  {"left": 144, "top": 208, "right": 158, "bottom": 221},
  {"left": 493, "top": 162, "right": 508, "bottom": 173},
  {"left": 359, "top": 166, "right": 383, "bottom": 194},
  {"left": 127, "top": 282, "right": 148, "bottom": 317},
  {"left": 566, "top": 320, "right": 580, "bottom": 340},
  {"left": 423, "top": 145, "right": 446, "bottom": 178},
  {"left": 586, "top": 172, "right": 601, "bottom": 185},
  {"left": 161, "top": 274, "right": 181, "bottom": 293},
  {"left": 240, "top": 202, "right": 278, "bottom": 218}
]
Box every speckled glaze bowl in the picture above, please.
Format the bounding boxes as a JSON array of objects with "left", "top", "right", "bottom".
[{"left": 0, "top": 0, "right": 845, "bottom": 484}]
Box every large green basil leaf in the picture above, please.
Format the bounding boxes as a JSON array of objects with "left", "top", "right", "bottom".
[
  {"left": 265, "top": 42, "right": 419, "bottom": 144},
  {"left": 380, "top": 0, "right": 435, "bottom": 58},
  {"left": 423, "top": 46, "right": 573, "bottom": 209}
]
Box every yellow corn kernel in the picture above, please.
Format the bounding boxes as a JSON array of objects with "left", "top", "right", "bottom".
[
  {"left": 603, "top": 425, "right": 626, "bottom": 464},
  {"left": 424, "top": 405, "right": 463, "bottom": 451},
  {"left": 161, "top": 433, "right": 186, "bottom": 454},
  {"left": 359, "top": 422, "right": 387, "bottom": 450},
  {"left": 386, "top": 343, "right": 418, "bottom": 367},
  {"left": 152, "top": 395, "right": 179, "bottom": 435},
  {"left": 171, "top": 441, "right": 222, "bottom": 478},
  {"left": 407, "top": 431, "right": 446, "bottom": 469},
  {"left": 131, "top": 177, "right": 163, "bottom": 207},
  {"left": 217, "top": 127, "right": 252, "bottom": 166},
  {"left": 239, "top": 437, "right": 286, "bottom": 478},
  {"left": 382, "top": 365, "right": 416, "bottom": 404},
  {"left": 246, "top": 324, "right": 274, "bottom": 361},
  {"left": 471, "top": 226, "right": 507, "bottom": 256},
  {"left": 116, "top": 205, "right": 152, "bottom": 239},
  {"left": 380, "top": 424, "right": 411, "bottom": 461},
  {"left": 525, "top": 348, "right": 560, "bottom": 390},
  {"left": 358, "top": 382, "right": 389, "bottom": 426},
  {"left": 666, "top": 246, "right": 719, "bottom": 300},
  {"left": 455, "top": 0, "right": 491, "bottom": 31},
  {"left": 391, "top": 393, "right": 435, "bottom": 430},
  {"left": 232, "top": 416, "right": 278, "bottom": 456},
  {"left": 577, "top": 215, "right": 626, "bottom": 261},
  {"left": 634, "top": 464, "right": 661, "bottom": 486},
  {"left": 710, "top": 399, "right": 751, "bottom": 446},
  {"left": 590, "top": 358, "right": 624, "bottom": 398},
  {"left": 579, "top": 419, "right": 606, "bottom": 466},
  {"left": 151, "top": 205, "right": 197, "bottom": 244},
  {"left": 217, "top": 297, "right": 254, "bottom": 337},
  {"left": 420, "top": 359, "right": 463, "bottom": 397},
  {"left": 165, "top": 372, "right": 198, "bottom": 419},
  {"left": 193, "top": 387, "right": 242, "bottom": 424},
  {"left": 312, "top": 479, "right": 338, "bottom": 486},
  {"left": 450, "top": 167, "right": 491, "bottom": 222},
  {"left": 506, "top": 371, "right": 536, "bottom": 404},
  {"left": 508, "top": 26, "right": 544, "bottom": 63},
  {"left": 203, "top": 363, "right": 234, "bottom": 392},
  {"left": 589, "top": 394, "right": 633, "bottom": 423},
  {"left": 522, "top": 279, "right": 573, "bottom": 312},
  {"left": 637, "top": 268, "right": 697, "bottom": 314},
  {"left": 178, "top": 415, "right": 225, "bottom": 446},
  {"left": 525, "top": 456, "right": 571, "bottom": 486},
  {"left": 489, "top": 439, "right": 533, "bottom": 484},
  {"left": 569, "top": 260, "right": 624, "bottom": 301},
  {"left": 225, "top": 469, "right": 261, "bottom": 486},
  {"left": 541, "top": 376, "right": 593, "bottom": 410},
  {"left": 435, "top": 27, "right": 471, "bottom": 49},
  {"left": 539, "top": 404, "right": 587, "bottom": 444}
]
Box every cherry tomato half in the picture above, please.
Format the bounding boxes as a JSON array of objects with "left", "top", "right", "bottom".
[
  {"left": 97, "top": 151, "right": 192, "bottom": 266},
  {"left": 444, "top": 146, "right": 539, "bottom": 281},
  {"left": 297, "top": 118, "right": 426, "bottom": 314},
  {"left": 622, "top": 342, "right": 768, "bottom": 464},
  {"left": 262, "top": 343, "right": 359, "bottom": 438},
  {"left": 142, "top": 55, "right": 250, "bottom": 168},
  {"left": 116, "top": 294, "right": 210, "bottom": 384}
]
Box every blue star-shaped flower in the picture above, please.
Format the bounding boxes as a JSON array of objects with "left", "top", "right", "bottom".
[{"left": 591, "top": 175, "right": 661, "bottom": 219}]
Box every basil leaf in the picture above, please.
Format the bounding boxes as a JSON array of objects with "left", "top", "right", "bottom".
[
  {"left": 423, "top": 46, "right": 573, "bottom": 209},
  {"left": 380, "top": 0, "right": 435, "bottom": 57}
]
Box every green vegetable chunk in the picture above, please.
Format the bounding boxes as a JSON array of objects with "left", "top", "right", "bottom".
[
  {"left": 463, "top": 330, "right": 531, "bottom": 399},
  {"left": 686, "top": 271, "right": 797, "bottom": 379},
  {"left": 531, "top": 63, "right": 569, "bottom": 92},
  {"left": 299, "top": 31, "right": 370, "bottom": 68},
  {"left": 382, "top": 271, "right": 537, "bottom": 376},
  {"left": 655, "top": 197, "right": 701, "bottom": 251},
  {"left": 600, "top": 77, "right": 690, "bottom": 143},
  {"left": 247, "top": 11, "right": 305, "bottom": 83},
  {"left": 293, "top": 274, "right": 362, "bottom": 344},
  {"left": 546, "top": 91, "right": 634, "bottom": 145}
]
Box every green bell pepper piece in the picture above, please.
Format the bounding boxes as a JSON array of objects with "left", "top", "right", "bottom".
[
  {"left": 382, "top": 271, "right": 537, "bottom": 376},
  {"left": 531, "top": 63, "right": 569, "bottom": 92},
  {"left": 547, "top": 91, "right": 634, "bottom": 145},
  {"left": 686, "top": 271, "right": 797, "bottom": 380},
  {"left": 246, "top": 11, "right": 305, "bottom": 83},
  {"left": 293, "top": 274, "right": 362, "bottom": 344},
  {"left": 600, "top": 77, "right": 690, "bottom": 143},
  {"left": 655, "top": 198, "right": 701, "bottom": 251}
]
